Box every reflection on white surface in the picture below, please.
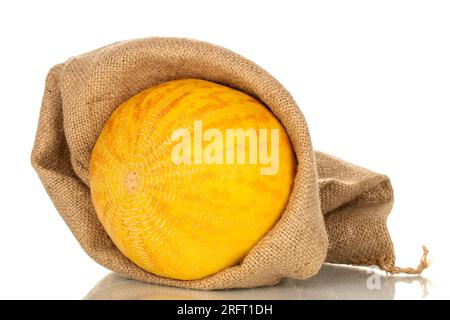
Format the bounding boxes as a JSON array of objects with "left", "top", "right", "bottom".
[{"left": 85, "top": 264, "right": 429, "bottom": 300}]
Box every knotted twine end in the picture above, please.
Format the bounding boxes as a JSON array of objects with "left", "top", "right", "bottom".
[{"left": 382, "top": 246, "right": 430, "bottom": 275}]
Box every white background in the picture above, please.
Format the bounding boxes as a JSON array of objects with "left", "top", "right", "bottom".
[{"left": 0, "top": 0, "right": 449, "bottom": 299}]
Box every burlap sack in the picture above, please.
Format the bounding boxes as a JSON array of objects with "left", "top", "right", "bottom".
[{"left": 31, "top": 38, "right": 427, "bottom": 290}]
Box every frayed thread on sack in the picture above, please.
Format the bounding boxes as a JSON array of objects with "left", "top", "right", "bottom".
[{"left": 381, "top": 246, "right": 429, "bottom": 275}]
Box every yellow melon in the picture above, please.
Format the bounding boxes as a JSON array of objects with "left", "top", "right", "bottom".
[{"left": 90, "top": 79, "right": 296, "bottom": 280}]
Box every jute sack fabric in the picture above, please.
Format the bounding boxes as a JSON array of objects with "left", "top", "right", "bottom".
[{"left": 31, "top": 38, "right": 426, "bottom": 290}]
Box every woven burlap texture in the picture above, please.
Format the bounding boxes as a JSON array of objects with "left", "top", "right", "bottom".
[{"left": 31, "top": 38, "right": 397, "bottom": 289}]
